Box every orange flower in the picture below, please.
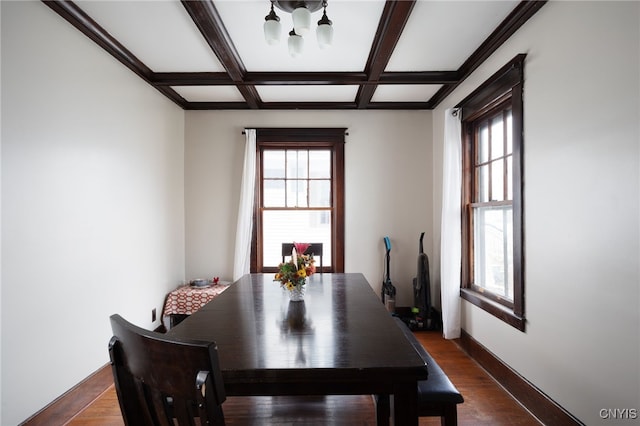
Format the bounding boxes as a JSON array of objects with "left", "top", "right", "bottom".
[{"left": 307, "top": 263, "right": 316, "bottom": 275}]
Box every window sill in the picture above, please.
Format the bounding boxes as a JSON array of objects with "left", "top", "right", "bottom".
[{"left": 460, "top": 288, "right": 525, "bottom": 331}]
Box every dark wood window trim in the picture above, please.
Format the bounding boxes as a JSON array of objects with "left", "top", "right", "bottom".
[
  {"left": 458, "top": 54, "right": 526, "bottom": 331},
  {"left": 251, "top": 128, "right": 346, "bottom": 273}
]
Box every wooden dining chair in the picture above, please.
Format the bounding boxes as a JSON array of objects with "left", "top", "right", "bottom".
[
  {"left": 109, "top": 314, "right": 226, "bottom": 426},
  {"left": 281, "top": 242, "right": 324, "bottom": 271}
]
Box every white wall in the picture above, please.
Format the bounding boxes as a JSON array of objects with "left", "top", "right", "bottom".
[
  {"left": 0, "top": 0, "right": 4, "bottom": 417},
  {"left": 432, "top": 2, "right": 639, "bottom": 424},
  {"left": 1, "top": 2, "right": 186, "bottom": 424},
  {"left": 184, "top": 110, "right": 433, "bottom": 307}
]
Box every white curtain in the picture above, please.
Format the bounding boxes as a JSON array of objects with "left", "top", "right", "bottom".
[
  {"left": 440, "top": 109, "right": 462, "bottom": 339},
  {"left": 233, "top": 129, "right": 256, "bottom": 281}
]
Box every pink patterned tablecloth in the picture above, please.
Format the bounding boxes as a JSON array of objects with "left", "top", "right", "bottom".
[{"left": 163, "top": 283, "right": 231, "bottom": 316}]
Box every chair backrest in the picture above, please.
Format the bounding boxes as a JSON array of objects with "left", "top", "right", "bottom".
[
  {"left": 281, "top": 242, "right": 324, "bottom": 271},
  {"left": 109, "top": 314, "right": 226, "bottom": 426}
]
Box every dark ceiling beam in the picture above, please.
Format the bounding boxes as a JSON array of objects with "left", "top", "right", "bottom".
[
  {"left": 41, "top": 0, "right": 186, "bottom": 108},
  {"left": 152, "top": 72, "right": 233, "bottom": 86},
  {"left": 356, "top": 0, "right": 417, "bottom": 109},
  {"left": 184, "top": 101, "right": 432, "bottom": 111},
  {"left": 185, "top": 102, "right": 252, "bottom": 110},
  {"left": 379, "top": 71, "right": 458, "bottom": 85},
  {"left": 246, "top": 72, "right": 367, "bottom": 86},
  {"left": 260, "top": 102, "right": 359, "bottom": 110},
  {"left": 152, "top": 72, "right": 367, "bottom": 86},
  {"left": 184, "top": 102, "right": 356, "bottom": 111},
  {"left": 152, "top": 71, "right": 459, "bottom": 86},
  {"left": 367, "top": 101, "right": 431, "bottom": 110},
  {"left": 428, "top": 0, "right": 547, "bottom": 108},
  {"left": 180, "top": 0, "right": 261, "bottom": 109}
]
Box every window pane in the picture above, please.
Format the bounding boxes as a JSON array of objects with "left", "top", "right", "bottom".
[
  {"left": 473, "top": 205, "right": 513, "bottom": 300},
  {"left": 286, "top": 179, "right": 308, "bottom": 207},
  {"left": 262, "top": 210, "right": 332, "bottom": 267},
  {"left": 477, "top": 164, "right": 489, "bottom": 202},
  {"left": 507, "top": 156, "right": 513, "bottom": 200},
  {"left": 478, "top": 123, "right": 489, "bottom": 164},
  {"left": 491, "top": 117, "right": 504, "bottom": 159},
  {"left": 506, "top": 111, "right": 513, "bottom": 155},
  {"left": 264, "top": 150, "right": 285, "bottom": 178},
  {"left": 263, "top": 179, "right": 285, "bottom": 207},
  {"left": 309, "top": 179, "right": 331, "bottom": 207},
  {"left": 287, "top": 150, "right": 308, "bottom": 179},
  {"left": 309, "top": 150, "right": 331, "bottom": 178},
  {"left": 491, "top": 159, "right": 504, "bottom": 201}
]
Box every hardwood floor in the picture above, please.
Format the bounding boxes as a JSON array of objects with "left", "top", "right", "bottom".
[{"left": 66, "top": 331, "right": 542, "bottom": 425}]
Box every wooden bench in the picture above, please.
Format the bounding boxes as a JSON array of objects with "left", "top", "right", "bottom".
[{"left": 375, "top": 317, "right": 464, "bottom": 426}]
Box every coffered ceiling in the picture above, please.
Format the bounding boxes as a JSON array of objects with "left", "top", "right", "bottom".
[{"left": 43, "top": 0, "right": 546, "bottom": 110}]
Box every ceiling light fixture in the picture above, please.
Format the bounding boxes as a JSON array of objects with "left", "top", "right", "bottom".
[{"left": 264, "top": 0, "right": 333, "bottom": 57}]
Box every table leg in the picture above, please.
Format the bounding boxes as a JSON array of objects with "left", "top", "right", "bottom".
[
  {"left": 392, "top": 382, "right": 418, "bottom": 426},
  {"left": 374, "top": 394, "right": 390, "bottom": 426}
]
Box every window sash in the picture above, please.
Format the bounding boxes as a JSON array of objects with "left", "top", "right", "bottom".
[
  {"left": 470, "top": 203, "right": 514, "bottom": 303},
  {"left": 261, "top": 209, "right": 332, "bottom": 268},
  {"left": 263, "top": 148, "right": 332, "bottom": 208}
]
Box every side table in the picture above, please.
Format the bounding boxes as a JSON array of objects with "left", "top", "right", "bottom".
[{"left": 162, "top": 281, "right": 231, "bottom": 329}]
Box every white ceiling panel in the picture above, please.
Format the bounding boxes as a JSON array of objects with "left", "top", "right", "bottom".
[
  {"left": 371, "top": 84, "right": 442, "bottom": 103},
  {"left": 213, "top": 0, "right": 387, "bottom": 72},
  {"left": 257, "top": 85, "right": 360, "bottom": 102},
  {"left": 386, "top": 0, "right": 519, "bottom": 71},
  {"left": 172, "top": 86, "right": 246, "bottom": 102},
  {"left": 77, "top": 0, "right": 225, "bottom": 72}
]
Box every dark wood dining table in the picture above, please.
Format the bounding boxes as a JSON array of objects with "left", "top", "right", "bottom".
[{"left": 168, "top": 273, "right": 428, "bottom": 425}]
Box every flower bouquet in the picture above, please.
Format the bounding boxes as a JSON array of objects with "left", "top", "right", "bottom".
[{"left": 274, "top": 242, "right": 316, "bottom": 301}]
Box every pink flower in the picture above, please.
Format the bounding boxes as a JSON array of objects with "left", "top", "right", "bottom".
[{"left": 293, "top": 242, "right": 311, "bottom": 254}]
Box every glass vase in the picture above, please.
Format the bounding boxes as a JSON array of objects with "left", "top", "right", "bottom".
[{"left": 288, "top": 284, "right": 305, "bottom": 302}]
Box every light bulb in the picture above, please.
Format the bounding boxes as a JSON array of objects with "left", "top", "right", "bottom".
[
  {"left": 264, "top": 19, "right": 281, "bottom": 45},
  {"left": 316, "top": 10, "right": 333, "bottom": 49},
  {"left": 263, "top": 3, "right": 281, "bottom": 46},
  {"left": 288, "top": 30, "right": 304, "bottom": 58},
  {"left": 292, "top": 6, "right": 311, "bottom": 36}
]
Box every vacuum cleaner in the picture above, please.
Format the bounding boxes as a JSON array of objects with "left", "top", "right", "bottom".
[
  {"left": 381, "top": 236, "right": 396, "bottom": 312},
  {"left": 409, "top": 232, "right": 441, "bottom": 330}
]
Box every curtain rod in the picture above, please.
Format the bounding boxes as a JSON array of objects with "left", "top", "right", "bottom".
[{"left": 242, "top": 129, "right": 349, "bottom": 136}]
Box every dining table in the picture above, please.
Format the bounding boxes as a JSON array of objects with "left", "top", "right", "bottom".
[{"left": 167, "top": 273, "right": 428, "bottom": 425}]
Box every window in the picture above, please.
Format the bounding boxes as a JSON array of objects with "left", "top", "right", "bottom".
[
  {"left": 252, "top": 128, "right": 345, "bottom": 273},
  {"left": 459, "top": 54, "right": 525, "bottom": 331}
]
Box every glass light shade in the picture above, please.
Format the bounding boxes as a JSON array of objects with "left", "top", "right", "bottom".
[
  {"left": 288, "top": 33, "right": 304, "bottom": 58},
  {"left": 264, "top": 19, "right": 282, "bottom": 45},
  {"left": 292, "top": 7, "right": 311, "bottom": 35},
  {"left": 316, "top": 23, "right": 333, "bottom": 49}
]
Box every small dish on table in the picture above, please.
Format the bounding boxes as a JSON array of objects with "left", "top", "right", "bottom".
[{"left": 190, "top": 279, "right": 211, "bottom": 288}]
